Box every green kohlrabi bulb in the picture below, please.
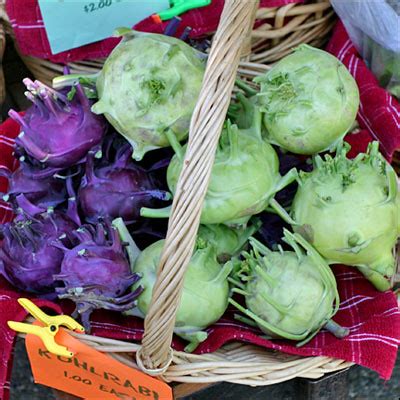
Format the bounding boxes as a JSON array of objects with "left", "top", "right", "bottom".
[
  {"left": 290, "top": 141, "right": 399, "bottom": 291},
  {"left": 132, "top": 240, "right": 232, "bottom": 352},
  {"left": 229, "top": 230, "right": 348, "bottom": 345},
  {"left": 254, "top": 45, "right": 360, "bottom": 155},
  {"left": 91, "top": 30, "right": 205, "bottom": 161},
  {"left": 113, "top": 218, "right": 233, "bottom": 352},
  {"left": 112, "top": 213, "right": 235, "bottom": 353},
  {"left": 141, "top": 99, "right": 298, "bottom": 227}
]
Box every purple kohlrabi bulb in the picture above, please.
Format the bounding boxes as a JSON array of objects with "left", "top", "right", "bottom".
[
  {"left": 53, "top": 221, "right": 142, "bottom": 331},
  {"left": 0, "top": 196, "right": 79, "bottom": 294},
  {"left": 0, "top": 163, "right": 66, "bottom": 209},
  {"left": 8, "top": 78, "right": 107, "bottom": 169},
  {"left": 78, "top": 146, "right": 171, "bottom": 224}
]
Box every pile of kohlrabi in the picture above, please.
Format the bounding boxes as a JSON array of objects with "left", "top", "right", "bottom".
[{"left": 1, "top": 25, "right": 398, "bottom": 351}]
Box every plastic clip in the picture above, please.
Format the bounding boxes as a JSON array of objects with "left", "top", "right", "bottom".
[
  {"left": 157, "top": 0, "right": 212, "bottom": 21},
  {"left": 8, "top": 298, "right": 85, "bottom": 358}
]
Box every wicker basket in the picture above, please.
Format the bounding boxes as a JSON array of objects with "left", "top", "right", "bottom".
[{"left": 4, "top": 0, "right": 400, "bottom": 392}]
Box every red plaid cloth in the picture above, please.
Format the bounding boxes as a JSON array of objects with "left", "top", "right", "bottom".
[
  {"left": 326, "top": 22, "right": 400, "bottom": 162},
  {"left": 6, "top": 0, "right": 302, "bottom": 63},
  {"left": 0, "top": 19, "right": 400, "bottom": 400}
]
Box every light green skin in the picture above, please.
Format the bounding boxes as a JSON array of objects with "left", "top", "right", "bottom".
[
  {"left": 291, "top": 146, "right": 400, "bottom": 291},
  {"left": 133, "top": 240, "right": 231, "bottom": 351},
  {"left": 167, "top": 122, "right": 285, "bottom": 226},
  {"left": 92, "top": 31, "right": 205, "bottom": 161},
  {"left": 246, "top": 252, "right": 334, "bottom": 337},
  {"left": 255, "top": 44, "right": 360, "bottom": 155},
  {"left": 229, "top": 231, "right": 342, "bottom": 345}
]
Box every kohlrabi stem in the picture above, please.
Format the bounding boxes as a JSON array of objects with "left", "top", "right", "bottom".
[
  {"left": 385, "top": 166, "right": 397, "bottom": 203},
  {"left": 235, "top": 219, "right": 262, "bottom": 253},
  {"left": 8, "top": 110, "right": 28, "bottom": 130},
  {"left": 52, "top": 73, "right": 98, "bottom": 90},
  {"left": 249, "top": 237, "right": 271, "bottom": 256},
  {"left": 67, "top": 197, "right": 81, "bottom": 226},
  {"left": 275, "top": 167, "right": 298, "bottom": 193},
  {"left": 227, "top": 276, "right": 246, "bottom": 290},
  {"left": 164, "top": 16, "right": 181, "bottom": 37},
  {"left": 250, "top": 108, "right": 263, "bottom": 141},
  {"left": 232, "top": 287, "right": 249, "bottom": 297},
  {"left": 75, "top": 83, "right": 90, "bottom": 109},
  {"left": 115, "top": 145, "right": 133, "bottom": 168},
  {"left": 113, "top": 27, "right": 135, "bottom": 37},
  {"left": 113, "top": 218, "right": 141, "bottom": 267},
  {"left": 180, "top": 26, "right": 192, "bottom": 41},
  {"left": 235, "top": 79, "right": 258, "bottom": 97},
  {"left": 213, "top": 261, "right": 233, "bottom": 283},
  {"left": 15, "top": 132, "right": 49, "bottom": 162},
  {"left": 16, "top": 194, "right": 44, "bottom": 217},
  {"left": 234, "top": 313, "right": 258, "bottom": 327},
  {"left": 357, "top": 265, "right": 391, "bottom": 292},
  {"left": 85, "top": 152, "right": 99, "bottom": 184},
  {"left": 324, "top": 319, "right": 349, "bottom": 338},
  {"left": 41, "top": 91, "right": 60, "bottom": 119},
  {"left": 236, "top": 92, "right": 253, "bottom": 116},
  {"left": 140, "top": 205, "right": 171, "bottom": 219},
  {"left": 227, "top": 122, "right": 239, "bottom": 160},
  {"left": 282, "top": 230, "right": 303, "bottom": 260},
  {"left": 178, "top": 331, "right": 208, "bottom": 353},
  {"left": 164, "top": 129, "right": 184, "bottom": 161},
  {"left": 255, "top": 265, "right": 280, "bottom": 290},
  {"left": 24, "top": 91, "right": 46, "bottom": 114},
  {"left": 37, "top": 80, "right": 69, "bottom": 104},
  {"left": 268, "top": 198, "right": 298, "bottom": 226},
  {"left": 313, "top": 154, "right": 324, "bottom": 170},
  {"left": 22, "top": 77, "right": 38, "bottom": 92}
]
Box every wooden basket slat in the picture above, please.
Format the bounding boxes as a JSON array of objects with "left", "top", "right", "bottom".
[{"left": 256, "top": 2, "right": 331, "bottom": 20}]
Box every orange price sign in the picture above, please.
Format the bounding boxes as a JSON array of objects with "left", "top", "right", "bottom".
[{"left": 25, "top": 328, "right": 173, "bottom": 400}]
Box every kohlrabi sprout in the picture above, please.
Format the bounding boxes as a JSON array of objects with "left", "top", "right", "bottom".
[
  {"left": 54, "top": 221, "right": 142, "bottom": 331},
  {"left": 286, "top": 141, "right": 400, "bottom": 291},
  {"left": 229, "top": 230, "right": 348, "bottom": 345},
  {"left": 197, "top": 220, "right": 261, "bottom": 263},
  {"left": 9, "top": 79, "right": 107, "bottom": 171},
  {"left": 114, "top": 218, "right": 232, "bottom": 352},
  {"left": 55, "top": 30, "right": 205, "bottom": 161},
  {"left": 79, "top": 146, "right": 171, "bottom": 224},
  {"left": 254, "top": 45, "right": 360, "bottom": 155},
  {"left": 141, "top": 101, "right": 298, "bottom": 227}
]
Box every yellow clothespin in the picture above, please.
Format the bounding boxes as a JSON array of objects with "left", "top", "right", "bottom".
[{"left": 8, "top": 298, "right": 85, "bottom": 358}]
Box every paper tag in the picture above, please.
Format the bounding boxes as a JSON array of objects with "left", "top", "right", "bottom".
[
  {"left": 25, "top": 328, "right": 173, "bottom": 400},
  {"left": 38, "top": 0, "right": 170, "bottom": 55}
]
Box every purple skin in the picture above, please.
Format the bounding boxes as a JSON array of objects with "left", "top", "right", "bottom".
[
  {"left": 0, "top": 163, "right": 66, "bottom": 209},
  {"left": 79, "top": 147, "right": 171, "bottom": 224},
  {"left": 53, "top": 221, "right": 142, "bottom": 331},
  {"left": 8, "top": 78, "right": 107, "bottom": 169},
  {"left": 0, "top": 196, "right": 79, "bottom": 294}
]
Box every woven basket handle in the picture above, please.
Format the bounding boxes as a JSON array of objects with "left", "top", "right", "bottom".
[{"left": 137, "top": 0, "right": 260, "bottom": 372}]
